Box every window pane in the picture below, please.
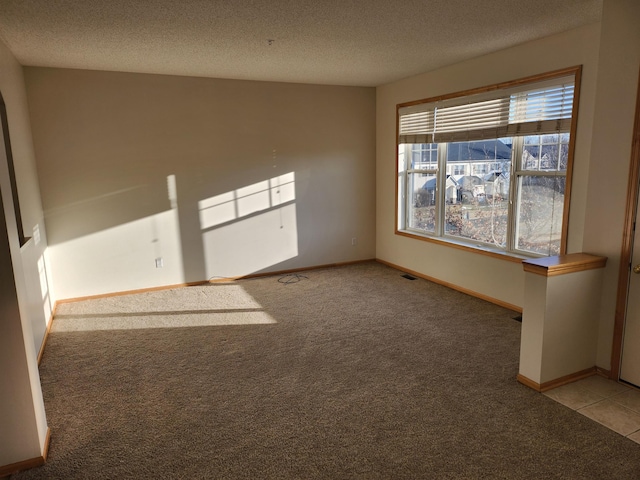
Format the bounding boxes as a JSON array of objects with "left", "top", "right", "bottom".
[
  {"left": 559, "top": 142, "right": 569, "bottom": 171},
  {"left": 444, "top": 192, "right": 508, "bottom": 247},
  {"left": 410, "top": 143, "right": 438, "bottom": 169},
  {"left": 398, "top": 144, "right": 406, "bottom": 172},
  {"left": 443, "top": 139, "right": 511, "bottom": 247},
  {"left": 408, "top": 172, "right": 437, "bottom": 233},
  {"left": 515, "top": 175, "right": 565, "bottom": 255},
  {"left": 447, "top": 139, "right": 512, "bottom": 161},
  {"left": 447, "top": 138, "right": 512, "bottom": 177},
  {"left": 521, "top": 134, "right": 570, "bottom": 172}
]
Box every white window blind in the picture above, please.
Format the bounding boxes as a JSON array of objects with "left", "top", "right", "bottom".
[{"left": 398, "top": 76, "right": 575, "bottom": 144}]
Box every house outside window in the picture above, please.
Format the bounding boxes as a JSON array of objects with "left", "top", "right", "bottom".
[{"left": 396, "top": 68, "right": 579, "bottom": 257}]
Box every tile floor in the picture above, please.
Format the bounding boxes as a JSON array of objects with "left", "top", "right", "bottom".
[{"left": 544, "top": 375, "right": 640, "bottom": 444}]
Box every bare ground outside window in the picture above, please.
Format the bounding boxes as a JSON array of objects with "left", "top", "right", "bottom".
[{"left": 409, "top": 183, "right": 563, "bottom": 256}]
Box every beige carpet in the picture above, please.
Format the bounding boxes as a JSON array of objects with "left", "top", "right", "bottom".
[{"left": 12, "top": 261, "right": 640, "bottom": 479}]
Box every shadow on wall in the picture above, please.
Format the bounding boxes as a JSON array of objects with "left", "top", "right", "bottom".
[
  {"left": 197, "top": 171, "right": 298, "bottom": 280},
  {"left": 48, "top": 170, "right": 299, "bottom": 297}
]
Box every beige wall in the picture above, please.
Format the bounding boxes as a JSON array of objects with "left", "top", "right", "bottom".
[
  {"left": 584, "top": 0, "right": 640, "bottom": 368},
  {"left": 25, "top": 69, "right": 376, "bottom": 299},
  {"left": 0, "top": 36, "right": 52, "bottom": 353},
  {"left": 0, "top": 38, "right": 49, "bottom": 468},
  {"left": 376, "top": 23, "right": 601, "bottom": 309}
]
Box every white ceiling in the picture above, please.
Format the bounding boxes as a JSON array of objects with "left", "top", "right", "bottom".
[{"left": 0, "top": 0, "right": 603, "bottom": 87}]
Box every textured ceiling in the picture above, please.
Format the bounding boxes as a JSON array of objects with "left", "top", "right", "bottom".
[{"left": 0, "top": 0, "right": 603, "bottom": 87}]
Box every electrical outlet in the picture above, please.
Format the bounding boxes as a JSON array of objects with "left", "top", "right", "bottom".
[
  {"left": 155, "top": 257, "right": 164, "bottom": 268},
  {"left": 351, "top": 237, "right": 357, "bottom": 246}
]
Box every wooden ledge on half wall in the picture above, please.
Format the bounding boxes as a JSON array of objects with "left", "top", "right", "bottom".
[{"left": 522, "top": 252, "right": 607, "bottom": 277}]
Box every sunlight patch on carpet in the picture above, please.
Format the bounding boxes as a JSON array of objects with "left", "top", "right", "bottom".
[
  {"left": 52, "top": 284, "right": 278, "bottom": 331},
  {"left": 52, "top": 311, "right": 277, "bottom": 332}
]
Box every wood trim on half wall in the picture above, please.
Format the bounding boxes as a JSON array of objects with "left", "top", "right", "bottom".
[{"left": 517, "top": 367, "right": 597, "bottom": 393}]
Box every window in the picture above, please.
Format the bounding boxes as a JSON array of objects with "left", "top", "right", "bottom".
[
  {"left": 451, "top": 164, "right": 466, "bottom": 176},
  {"left": 472, "top": 163, "right": 489, "bottom": 175},
  {"left": 397, "top": 68, "right": 579, "bottom": 258}
]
